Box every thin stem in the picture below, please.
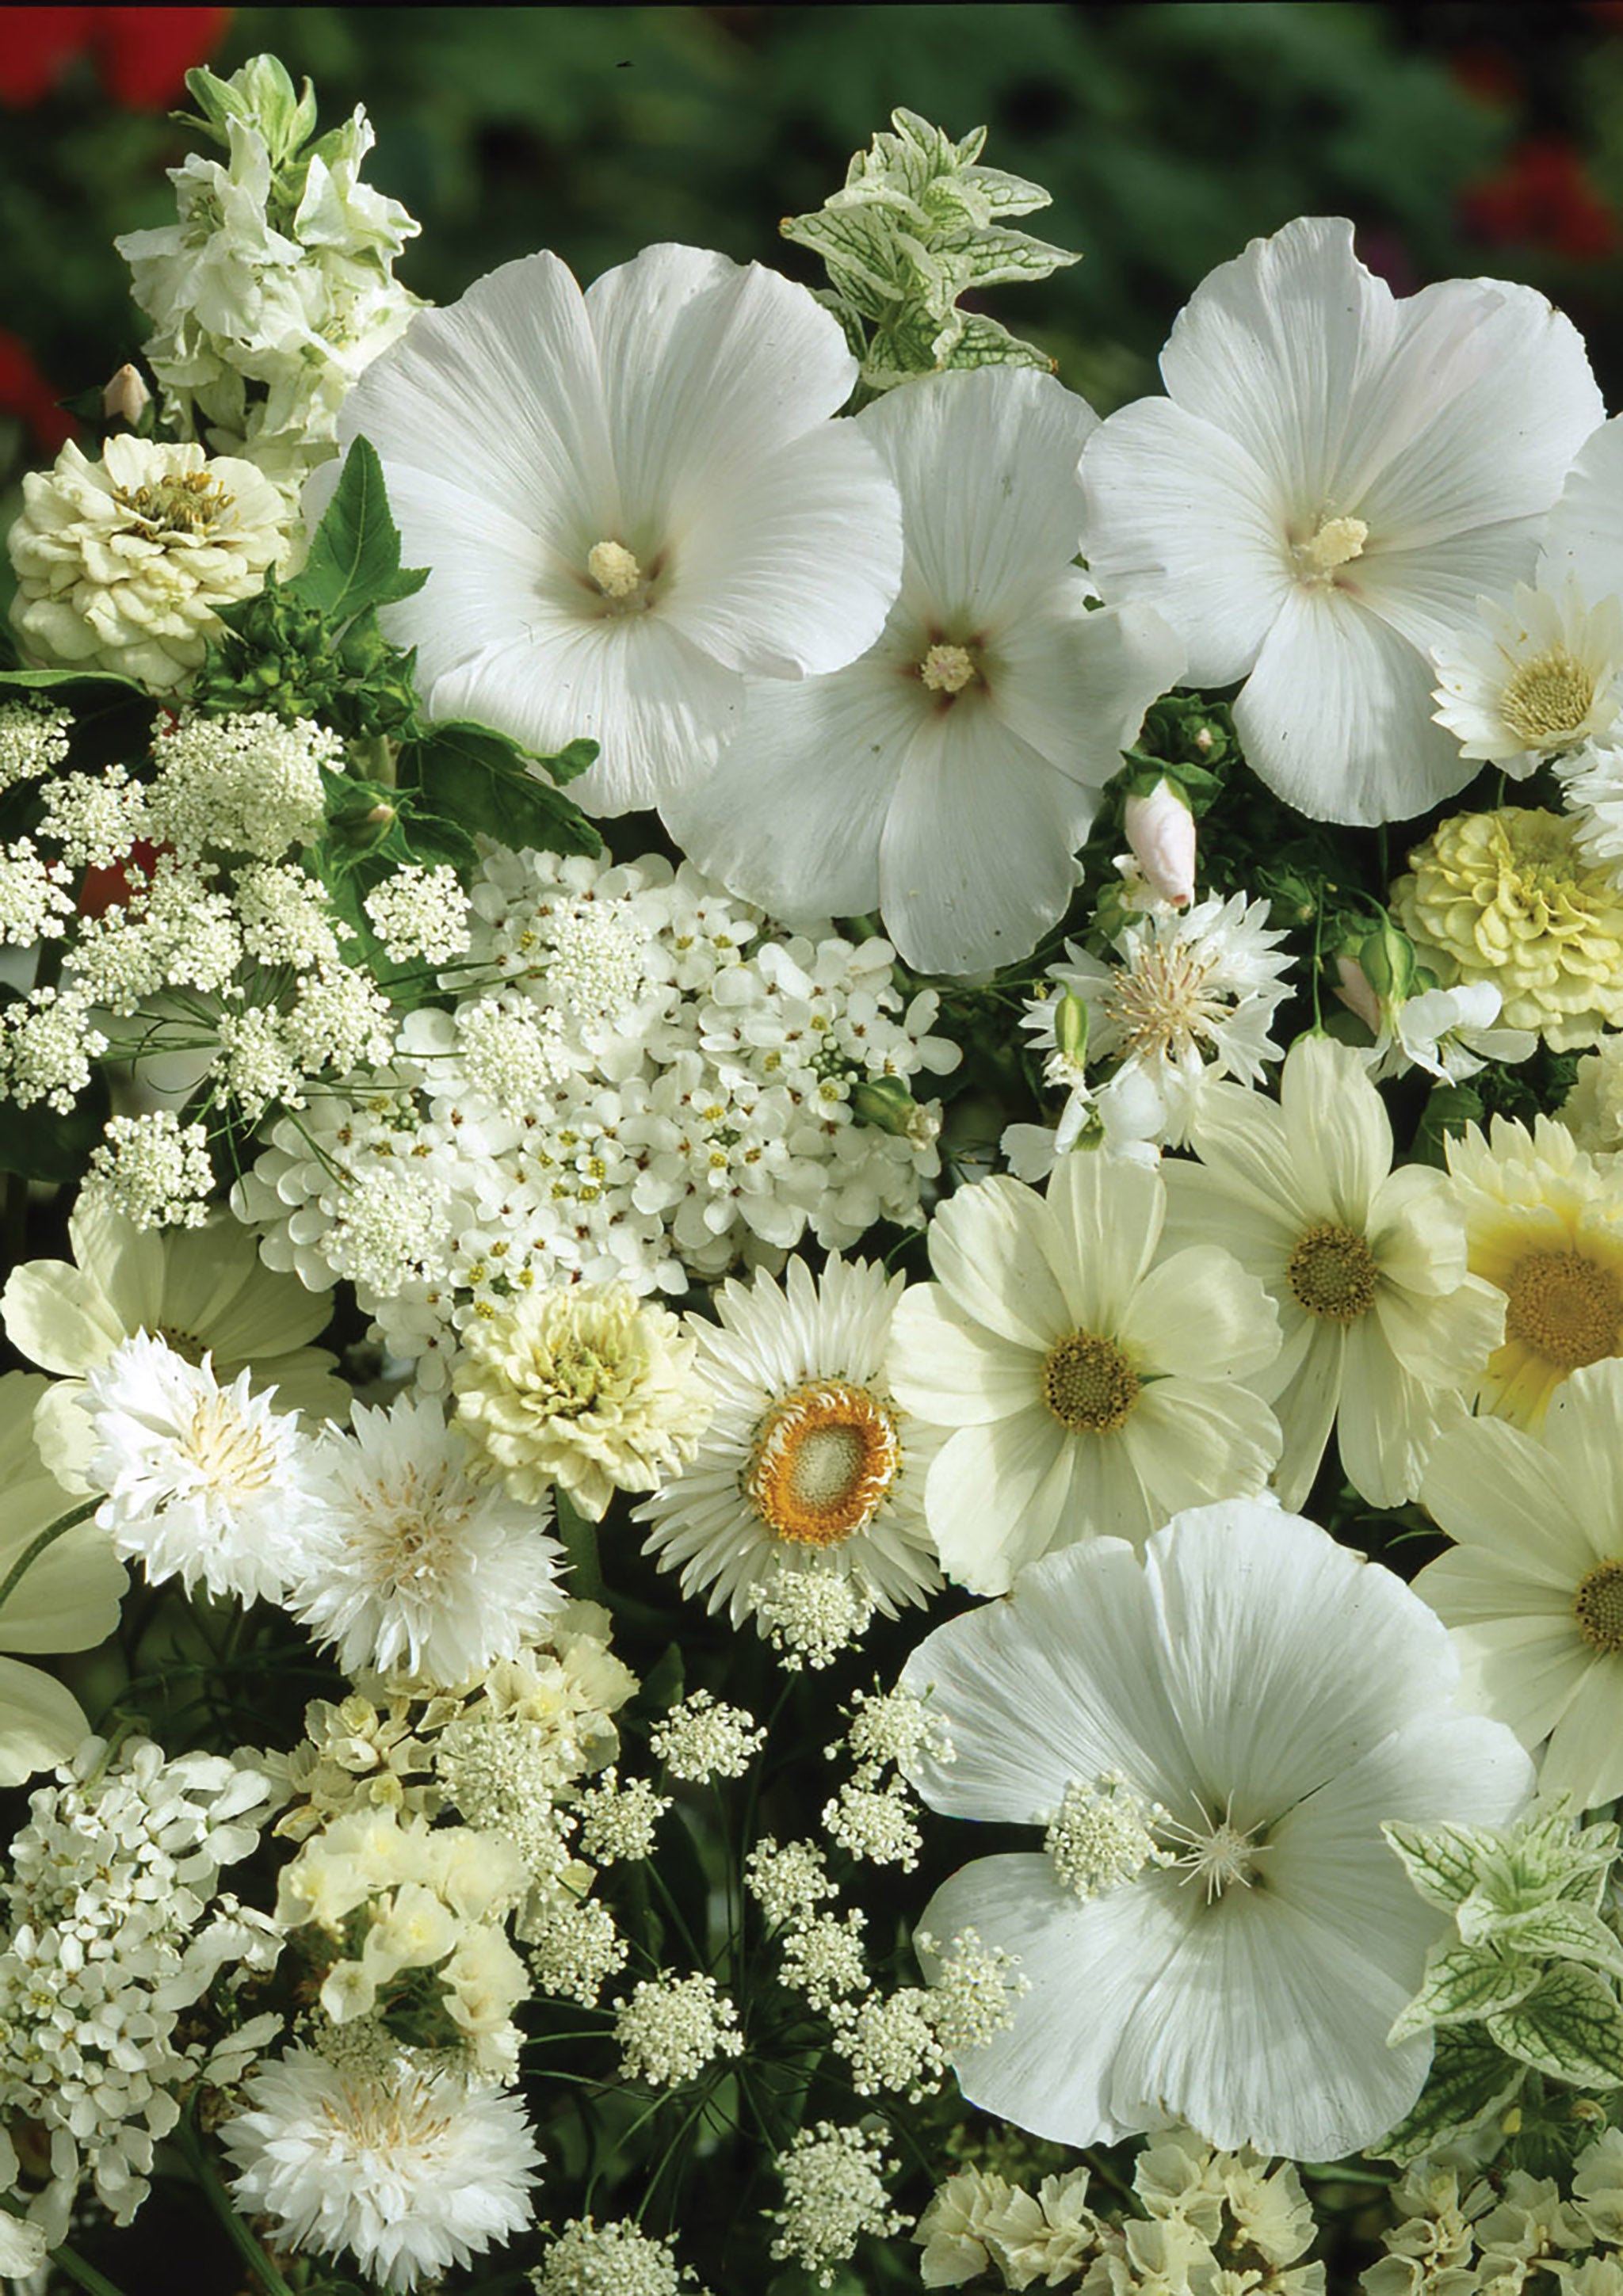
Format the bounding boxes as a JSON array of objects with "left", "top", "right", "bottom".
[
  {"left": 46, "top": 2242, "right": 129, "bottom": 2296},
  {"left": 0, "top": 1497, "right": 98, "bottom": 1618},
  {"left": 173, "top": 2119, "right": 296, "bottom": 2296}
]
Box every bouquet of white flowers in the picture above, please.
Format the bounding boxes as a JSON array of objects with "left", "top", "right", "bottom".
[{"left": 5, "top": 49, "right": 1623, "bottom": 2296}]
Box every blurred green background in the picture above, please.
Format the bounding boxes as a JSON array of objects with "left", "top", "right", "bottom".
[{"left": 6, "top": 0, "right": 1623, "bottom": 494}]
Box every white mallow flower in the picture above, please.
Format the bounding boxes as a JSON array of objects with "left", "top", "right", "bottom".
[
  {"left": 85, "top": 1330, "right": 329, "bottom": 1604},
  {"left": 221, "top": 2045, "right": 541, "bottom": 2293},
  {"left": 288, "top": 1396, "right": 567, "bottom": 1680},
  {"left": 888, "top": 1154, "right": 1282, "bottom": 1596},
  {"left": 1081, "top": 216, "right": 1602, "bottom": 826},
  {"left": 330, "top": 243, "right": 903, "bottom": 816},
  {"left": 665, "top": 365, "right": 1184, "bottom": 977},
  {"left": 1431, "top": 578, "right": 1623, "bottom": 776},
  {"left": 902, "top": 1501, "right": 1534, "bottom": 2159}
]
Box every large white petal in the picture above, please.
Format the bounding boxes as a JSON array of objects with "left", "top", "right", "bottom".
[
  {"left": 1044, "top": 1151, "right": 1165, "bottom": 1328},
  {"left": 1, "top": 1261, "right": 124, "bottom": 1377},
  {"left": 922, "top": 1410, "right": 1075, "bottom": 1596},
  {"left": 0, "top": 1657, "right": 94, "bottom": 1790},
  {"left": 1280, "top": 1036, "right": 1389, "bottom": 1226},
  {"left": 884, "top": 1287, "right": 1041, "bottom": 1428},
  {"left": 1541, "top": 414, "right": 1623, "bottom": 599},
  {"left": 1421, "top": 1417, "right": 1596, "bottom": 1584},
  {"left": 1537, "top": 1660, "right": 1623, "bottom": 1810},
  {"left": 1445, "top": 1615, "right": 1594, "bottom": 1750},
  {"left": 989, "top": 595, "right": 1183, "bottom": 785},
  {"left": 1125, "top": 1378, "right": 1281, "bottom": 1522},
  {"left": 911, "top": 1174, "right": 1071, "bottom": 1354},
  {"left": 1119, "top": 1247, "right": 1280, "bottom": 1382}
]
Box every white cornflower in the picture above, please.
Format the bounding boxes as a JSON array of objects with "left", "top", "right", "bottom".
[
  {"left": 221, "top": 2046, "right": 540, "bottom": 2294},
  {"left": 889, "top": 1153, "right": 1281, "bottom": 1595},
  {"left": 531, "top": 2217, "right": 709, "bottom": 2296},
  {"left": 147, "top": 710, "right": 339, "bottom": 857},
  {"left": 454, "top": 1283, "right": 710, "bottom": 1520},
  {"left": 745, "top": 1838, "right": 836, "bottom": 1928},
  {"left": 575, "top": 1769, "right": 669, "bottom": 1865},
  {"left": 903, "top": 1500, "right": 1533, "bottom": 2159},
  {"left": 1161, "top": 1034, "right": 1506, "bottom": 1508},
  {"left": 287, "top": 1395, "right": 566, "bottom": 1681},
  {"left": 9, "top": 434, "right": 285, "bottom": 688},
  {"left": 85, "top": 1330, "right": 327, "bottom": 1603},
  {"left": 0, "top": 697, "right": 71, "bottom": 789},
  {"left": 649, "top": 1691, "right": 765, "bottom": 1783},
  {"left": 770, "top": 2121, "right": 904, "bottom": 2288},
  {"left": 364, "top": 864, "right": 472, "bottom": 965},
  {"left": 332, "top": 242, "right": 903, "bottom": 815},
  {"left": 613, "top": 1971, "right": 743, "bottom": 2088},
  {"left": 666, "top": 364, "right": 1184, "bottom": 976},
  {"left": 0, "top": 841, "right": 72, "bottom": 945},
  {"left": 637, "top": 1257, "right": 940, "bottom": 1642},
  {"left": 1082, "top": 215, "right": 1602, "bottom": 824},
  {"left": 1432, "top": 578, "right": 1623, "bottom": 775},
  {"left": 81, "top": 1110, "right": 213, "bottom": 1229}
]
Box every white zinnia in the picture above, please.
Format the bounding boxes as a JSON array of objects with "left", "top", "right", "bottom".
[
  {"left": 85, "top": 1331, "right": 327, "bottom": 1604},
  {"left": 1414, "top": 1359, "right": 1623, "bottom": 1810},
  {"left": 288, "top": 1396, "right": 566, "bottom": 1681},
  {"left": 221, "top": 2045, "right": 541, "bottom": 2293},
  {"left": 1160, "top": 1035, "right": 1506, "bottom": 1509},
  {"left": 888, "top": 1154, "right": 1282, "bottom": 1595},
  {"left": 903, "top": 1501, "right": 1534, "bottom": 2159},
  {"left": 666, "top": 365, "right": 1184, "bottom": 976},
  {"left": 1082, "top": 216, "right": 1602, "bottom": 825},
  {"left": 1431, "top": 578, "right": 1623, "bottom": 776},
  {"left": 330, "top": 242, "right": 903, "bottom": 815}
]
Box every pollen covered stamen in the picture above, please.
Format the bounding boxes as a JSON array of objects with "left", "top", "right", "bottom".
[
  {"left": 1575, "top": 1559, "right": 1623, "bottom": 1654},
  {"left": 1501, "top": 650, "right": 1598, "bottom": 749},
  {"left": 747, "top": 1379, "right": 900, "bottom": 1548},
  {"left": 1504, "top": 1249, "right": 1621, "bottom": 1371},
  {"left": 1159, "top": 1797, "right": 1271, "bottom": 1904},
  {"left": 1104, "top": 943, "right": 1226, "bottom": 1063},
  {"left": 587, "top": 540, "right": 643, "bottom": 601},
  {"left": 1287, "top": 1222, "right": 1379, "bottom": 1322},
  {"left": 113, "top": 470, "right": 232, "bottom": 535},
  {"left": 1292, "top": 513, "right": 1369, "bottom": 585},
  {"left": 1041, "top": 1330, "right": 1141, "bottom": 1433},
  {"left": 185, "top": 1396, "right": 277, "bottom": 1495},
  {"left": 919, "top": 642, "right": 979, "bottom": 696}
]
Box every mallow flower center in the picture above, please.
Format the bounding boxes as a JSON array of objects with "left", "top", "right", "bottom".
[
  {"left": 1504, "top": 1248, "right": 1621, "bottom": 1371},
  {"left": 1044, "top": 1773, "right": 1270, "bottom": 1906},
  {"left": 1291, "top": 513, "right": 1369, "bottom": 585},
  {"left": 747, "top": 1380, "right": 900, "bottom": 1547},
  {"left": 918, "top": 641, "right": 980, "bottom": 697},
  {"left": 586, "top": 539, "right": 651, "bottom": 613},
  {"left": 1574, "top": 1558, "right": 1623, "bottom": 1654}
]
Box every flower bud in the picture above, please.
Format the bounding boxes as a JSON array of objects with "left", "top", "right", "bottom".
[
  {"left": 1332, "top": 954, "right": 1382, "bottom": 1033},
  {"left": 1124, "top": 777, "right": 1195, "bottom": 908},
  {"left": 101, "top": 364, "right": 151, "bottom": 425}
]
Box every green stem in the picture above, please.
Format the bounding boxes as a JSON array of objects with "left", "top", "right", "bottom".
[
  {"left": 0, "top": 1497, "right": 98, "bottom": 1618},
  {"left": 555, "top": 1489, "right": 605, "bottom": 1604},
  {"left": 174, "top": 2119, "right": 296, "bottom": 2296},
  {"left": 46, "top": 2241, "right": 130, "bottom": 2296}
]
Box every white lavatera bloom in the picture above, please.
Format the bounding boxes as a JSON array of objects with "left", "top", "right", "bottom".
[
  {"left": 903, "top": 1501, "right": 1534, "bottom": 2161},
  {"left": 665, "top": 365, "right": 1185, "bottom": 977},
  {"left": 330, "top": 242, "right": 903, "bottom": 815},
  {"left": 1082, "top": 216, "right": 1603, "bottom": 826}
]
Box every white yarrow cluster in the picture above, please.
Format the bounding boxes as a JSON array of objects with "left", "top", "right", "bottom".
[
  {"left": 650, "top": 1691, "right": 766, "bottom": 1783},
  {"left": 0, "top": 697, "right": 72, "bottom": 788},
  {"left": 531, "top": 2218, "right": 711, "bottom": 2296},
  {"left": 613, "top": 1971, "right": 744, "bottom": 2088},
  {"left": 769, "top": 2121, "right": 904, "bottom": 2287},
  {"left": 147, "top": 708, "right": 339, "bottom": 857}
]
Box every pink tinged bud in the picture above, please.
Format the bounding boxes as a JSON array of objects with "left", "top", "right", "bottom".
[
  {"left": 1124, "top": 778, "right": 1196, "bottom": 908},
  {"left": 1334, "top": 954, "right": 1382, "bottom": 1033},
  {"left": 102, "top": 364, "right": 151, "bottom": 424}
]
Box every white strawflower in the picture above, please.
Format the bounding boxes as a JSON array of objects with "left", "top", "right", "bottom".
[
  {"left": 85, "top": 1330, "right": 328, "bottom": 1603},
  {"left": 904, "top": 1501, "right": 1533, "bottom": 2159},
  {"left": 330, "top": 243, "right": 903, "bottom": 814},
  {"left": 9, "top": 434, "right": 285, "bottom": 689},
  {"left": 221, "top": 2045, "right": 540, "bottom": 2294},
  {"left": 889, "top": 1154, "right": 1282, "bottom": 1595},
  {"left": 770, "top": 2121, "right": 904, "bottom": 2288},
  {"left": 1082, "top": 216, "right": 1602, "bottom": 824},
  {"left": 1161, "top": 1035, "right": 1506, "bottom": 1508},
  {"left": 666, "top": 364, "right": 1183, "bottom": 975},
  {"left": 1431, "top": 578, "right": 1623, "bottom": 775},
  {"left": 637, "top": 1257, "right": 940, "bottom": 1642},
  {"left": 288, "top": 1396, "right": 566, "bottom": 1680},
  {"left": 453, "top": 1283, "right": 710, "bottom": 1520}
]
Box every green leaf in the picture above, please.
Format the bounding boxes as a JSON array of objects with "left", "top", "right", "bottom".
[
  {"left": 285, "top": 438, "right": 429, "bottom": 624},
  {"left": 0, "top": 666, "right": 145, "bottom": 697},
  {"left": 0, "top": 1070, "right": 110, "bottom": 1184},
  {"left": 1384, "top": 1818, "right": 1499, "bottom": 1913},
  {"left": 403, "top": 723, "right": 601, "bottom": 859},
  {"left": 1485, "top": 1962, "right": 1623, "bottom": 2088},
  {"left": 639, "top": 1642, "right": 685, "bottom": 1719},
  {"left": 1390, "top": 1943, "right": 1541, "bottom": 2043},
  {"left": 1461, "top": 1901, "right": 1623, "bottom": 1978},
  {"left": 1371, "top": 2027, "right": 1525, "bottom": 2165}
]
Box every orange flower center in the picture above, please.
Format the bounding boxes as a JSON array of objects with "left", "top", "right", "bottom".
[{"left": 746, "top": 1381, "right": 900, "bottom": 1548}]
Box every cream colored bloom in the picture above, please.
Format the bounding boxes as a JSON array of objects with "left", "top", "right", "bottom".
[
  {"left": 1444, "top": 1113, "right": 1623, "bottom": 1426},
  {"left": 0, "top": 1373, "right": 127, "bottom": 1787},
  {"left": 888, "top": 1154, "right": 1282, "bottom": 1594},
  {"left": 1391, "top": 807, "right": 1623, "bottom": 1051},
  {"left": 1415, "top": 1360, "right": 1623, "bottom": 1808},
  {"left": 452, "top": 1284, "right": 710, "bottom": 1520},
  {"left": 1431, "top": 578, "right": 1623, "bottom": 776},
  {"left": 8, "top": 433, "right": 284, "bottom": 689},
  {"left": 1162, "top": 1035, "right": 1505, "bottom": 1508},
  {"left": 2, "top": 1198, "right": 346, "bottom": 1491}
]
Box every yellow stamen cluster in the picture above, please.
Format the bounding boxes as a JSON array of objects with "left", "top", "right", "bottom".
[{"left": 1041, "top": 1331, "right": 1141, "bottom": 1433}]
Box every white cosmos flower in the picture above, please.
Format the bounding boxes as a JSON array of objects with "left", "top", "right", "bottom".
[
  {"left": 634, "top": 1257, "right": 940, "bottom": 1641},
  {"left": 1161, "top": 1035, "right": 1506, "bottom": 1510},
  {"left": 85, "top": 1330, "right": 327, "bottom": 1604},
  {"left": 331, "top": 243, "right": 903, "bottom": 816},
  {"left": 1415, "top": 1360, "right": 1623, "bottom": 1811},
  {"left": 888, "top": 1155, "right": 1282, "bottom": 1596},
  {"left": 1081, "top": 216, "right": 1602, "bottom": 826},
  {"left": 287, "top": 1396, "right": 566, "bottom": 1681},
  {"left": 903, "top": 1501, "right": 1534, "bottom": 2160},
  {"left": 221, "top": 2045, "right": 541, "bottom": 2293},
  {"left": 664, "top": 365, "right": 1184, "bottom": 977},
  {"left": 1431, "top": 578, "right": 1623, "bottom": 776}
]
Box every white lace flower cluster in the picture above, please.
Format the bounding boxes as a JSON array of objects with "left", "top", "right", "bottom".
[
  {"left": 0, "top": 1737, "right": 280, "bottom": 2247},
  {"left": 770, "top": 2121, "right": 905, "bottom": 2288},
  {"left": 236, "top": 847, "right": 959, "bottom": 1387},
  {"left": 116, "top": 55, "right": 421, "bottom": 497}
]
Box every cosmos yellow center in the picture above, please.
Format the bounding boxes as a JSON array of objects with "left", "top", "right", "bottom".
[
  {"left": 746, "top": 1380, "right": 899, "bottom": 1547},
  {"left": 151, "top": 1322, "right": 207, "bottom": 1365},
  {"left": 1500, "top": 649, "right": 1597, "bottom": 749},
  {"left": 1287, "top": 1223, "right": 1378, "bottom": 1322},
  {"left": 113, "top": 469, "right": 231, "bottom": 535},
  {"left": 1041, "top": 1331, "right": 1141, "bottom": 1433},
  {"left": 1504, "top": 1249, "right": 1621, "bottom": 1371},
  {"left": 1574, "top": 1559, "right": 1623, "bottom": 1654},
  {"left": 185, "top": 1395, "right": 276, "bottom": 1495},
  {"left": 918, "top": 642, "right": 979, "bottom": 696},
  {"left": 1292, "top": 513, "right": 1368, "bottom": 584}
]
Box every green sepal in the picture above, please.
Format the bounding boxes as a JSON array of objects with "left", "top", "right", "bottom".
[
  {"left": 1484, "top": 1962, "right": 1623, "bottom": 2088},
  {"left": 1371, "top": 2027, "right": 1526, "bottom": 2166},
  {"left": 1388, "top": 1944, "right": 1541, "bottom": 2044}
]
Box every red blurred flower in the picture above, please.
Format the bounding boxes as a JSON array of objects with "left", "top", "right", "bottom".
[
  {"left": 0, "top": 331, "right": 78, "bottom": 456},
  {"left": 0, "top": 8, "right": 231, "bottom": 109},
  {"left": 78, "top": 841, "right": 168, "bottom": 919},
  {"left": 1462, "top": 136, "right": 1620, "bottom": 262}
]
